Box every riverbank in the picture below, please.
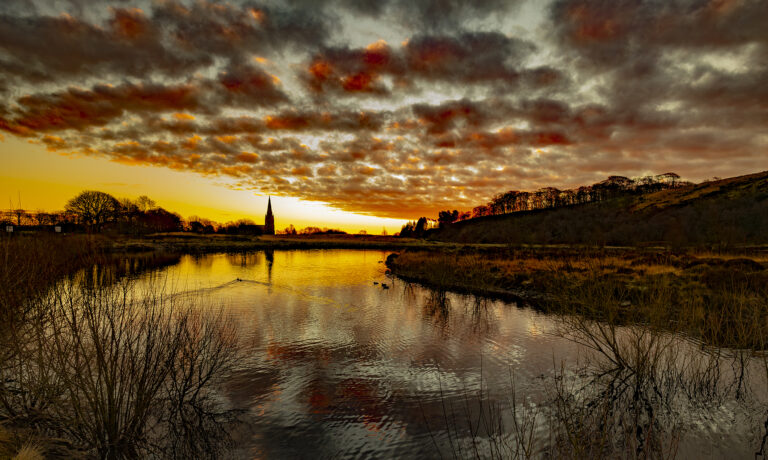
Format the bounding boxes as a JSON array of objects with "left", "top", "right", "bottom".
[
  {"left": 5, "top": 235, "right": 768, "bottom": 456},
  {"left": 6, "top": 233, "right": 768, "bottom": 350},
  {"left": 108, "top": 233, "right": 457, "bottom": 253},
  {"left": 385, "top": 247, "right": 768, "bottom": 348}
]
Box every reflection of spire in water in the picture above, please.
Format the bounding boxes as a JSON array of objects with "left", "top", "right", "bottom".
[{"left": 265, "top": 249, "right": 274, "bottom": 291}]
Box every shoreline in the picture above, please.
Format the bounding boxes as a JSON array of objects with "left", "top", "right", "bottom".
[
  {"left": 108, "top": 233, "right": 456, "bottom": 253},
  {"left": 383, "top": 247, "right": 768, "bottom": 349},
  {"left": 7, "top": 231, "right": 768, "bottom": 255},
  {"left": 384, "top": 252, "right": 546, "bottom": 305}
]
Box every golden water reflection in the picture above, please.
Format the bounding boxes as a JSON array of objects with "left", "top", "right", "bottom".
[{"left": 134, "top": 250, "right": 763, "bottom": 459}]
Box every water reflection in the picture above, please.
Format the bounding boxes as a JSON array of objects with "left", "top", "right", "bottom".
[
  {"left": 131, "top": 250, "right": 768, "bottom": 459},
  {"left": 424, "top": 290, "right": 450, "bottom": 328}
]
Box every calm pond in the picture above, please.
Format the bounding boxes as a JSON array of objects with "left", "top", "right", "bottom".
[{"left": 134, "top": 250, "right": 766, "bottom": 459}]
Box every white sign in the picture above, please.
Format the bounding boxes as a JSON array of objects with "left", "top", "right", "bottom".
[
  {"left": 55, "top": 226, "right": 62, "bottom": 233},
  {"left": 5, "top": 226, "right": 12, "bottom": 233}
]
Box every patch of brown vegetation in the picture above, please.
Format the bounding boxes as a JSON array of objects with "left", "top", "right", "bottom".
[{"left": 387, "top": 247, "right": 768, "bottom": 348}]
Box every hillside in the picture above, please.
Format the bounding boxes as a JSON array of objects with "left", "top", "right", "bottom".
[{"left": 430, "top": 171, "right": 768, "bottom": 246}]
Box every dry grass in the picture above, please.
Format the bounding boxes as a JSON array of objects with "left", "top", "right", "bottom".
[
  {"left": 0, "top": 236, "right": 240, "bottom": 458},
  {"left": 388, "top": 248, "right": 768, "bottom": 349},
  {"left": 633, "top": 170, "right": 768, "bottom": 212},
  {"left": 422, "top": 254, "right": 766, "bottom": 458},
  {"left": 0, "top": 425, "right": 50, "bottom": 460},
  {"left": 0, "top": 234, "right": 108, "bottom": 312},
  {"left": 114, "top": 233, "right": 447, "bottom": 253},
  {"left": 0, "top": 278, "right": 240, "bottom": 458},
  {"left": 11, "top": 443, "right": 45, "bottom": 460},
  {"left": 688, "top": 250, "right": 768, "bottom": 263}
]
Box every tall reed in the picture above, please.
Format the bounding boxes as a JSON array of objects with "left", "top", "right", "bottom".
[{"left": 0, "top": 273, "right": 240, "bottom": 458}]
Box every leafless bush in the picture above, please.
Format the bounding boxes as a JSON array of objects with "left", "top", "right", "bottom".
[{"left": 0, "top": 277, "right": 240, "bottom": 459}]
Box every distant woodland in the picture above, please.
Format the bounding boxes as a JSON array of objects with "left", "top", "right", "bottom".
[
  {"left": 400, "top": 173, "right": 688, "bottom": 237},
  {"left": 401, "top": 171, "right": 768, "bottom": 246}
]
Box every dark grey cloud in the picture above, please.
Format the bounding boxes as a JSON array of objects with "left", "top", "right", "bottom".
[
  {"left": 0, "top": 0, "right": 329, "bottom": 86},
  {"left": 302, "top": 32, "right": 562, "bottom": 96},
  {"left": 0, "top": 62, "right": 288, "bottom": 136},
  {"left": 0, "top": 0, "right": 766, "bottom": 218}
]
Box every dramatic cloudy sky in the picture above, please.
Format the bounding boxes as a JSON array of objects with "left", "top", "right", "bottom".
[{"left": 1, "top": 0, "right": 766, "bottom": 228}]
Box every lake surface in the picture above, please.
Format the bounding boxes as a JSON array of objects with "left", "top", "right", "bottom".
[{"left": 135, "top": 250, "right": 766, "bottom": 459}]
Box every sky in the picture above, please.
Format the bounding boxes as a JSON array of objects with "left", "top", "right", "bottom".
[{"left": 1, "top": 0, "right": 766, "bottom": 233}]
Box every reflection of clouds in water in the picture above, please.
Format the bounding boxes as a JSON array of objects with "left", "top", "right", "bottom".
[
  {"left": 125, "top": 250, "right": 768, "bottom": 458},
  {"left": 127, "top": 250, "right": 596, "bottom": 457}
]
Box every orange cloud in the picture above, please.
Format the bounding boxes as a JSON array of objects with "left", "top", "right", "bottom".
[
  {"left": 110, "top": 8, "right": 150, "bottom": 40},
  {"left": 342, "top": 72, "right": 376, "bottom": 92}
]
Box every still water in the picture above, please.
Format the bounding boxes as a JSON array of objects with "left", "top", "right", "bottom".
[{"left": 136, "top": 250, "right": 765, "bottom": 459}]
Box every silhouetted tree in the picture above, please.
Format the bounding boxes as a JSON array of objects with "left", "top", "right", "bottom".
[
  {"left": 414, "top": 217, "right": 428, "bottom": 235},
  {"left": 658, "top": 172, "right": 681, "bottom": 188},
  {"left": 65, "top": 191, "right": 120, "bottom": 232},
  {"left": 189, "top": 221, "right": 205, "bottom": 233},
  {"left": 139, "top": 208, "right": 182, "bottom": 233},
  {"left": 136, "top": 195, "right": 157, "bottom": 212},
  {"left": 452, "top": 172, "right": 688, "bottom": 226},
  {"left": 438, "top": 210, "right": 460, "bottom": 227},
  {"left": 472, "top": 205, "right": 490, "bottom": 218},
  {"left": 299, "top": 226, "right": 346, "bottom": 235}
]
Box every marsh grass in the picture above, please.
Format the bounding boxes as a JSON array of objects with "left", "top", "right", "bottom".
[
  {"left": 0, "top": 236, "right": 240, "bottom": 459},
  {"left": 388, "top": 248, "right": 768, "bottom": 349},
  {"left": 425, "top": 315, "right": 756, "bottom": 459},
  {"left": 403, "top": 248, "right": 768, "bottom": 458},
  {"left": 0, "top": 235, "right": 108, "bottom": 315},
  {"left": 0, "top": 278, "right": 240, "bottom": 459}
]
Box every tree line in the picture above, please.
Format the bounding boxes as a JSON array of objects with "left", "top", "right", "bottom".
[
  {"left": 1, "top": 190, "right": 352, "bottom": 236},
  {"left": 1, "top": 191, "right": 182, "bottom": 234},
  {"left": 1, "top": 190, "right": 221, "bottom": 234},
  {"left": 399, "top": 173, "right": 690, "bottom": 237}
]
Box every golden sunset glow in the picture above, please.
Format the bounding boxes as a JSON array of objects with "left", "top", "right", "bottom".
[{"left": 0, "top": 137, "right": 404, "bottom": 233}]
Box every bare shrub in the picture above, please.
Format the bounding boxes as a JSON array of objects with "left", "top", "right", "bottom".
[{"left": 0, "top": 278, "right": 240, "bottom": 459}]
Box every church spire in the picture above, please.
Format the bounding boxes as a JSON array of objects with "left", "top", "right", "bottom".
[{"left": 264, "top": 196, "right": 275, "bottom": 235}]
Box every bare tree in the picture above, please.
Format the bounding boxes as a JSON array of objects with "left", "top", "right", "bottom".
[
  {"left": 136, "top": 195, "right": 157, "bottom": 212},
  {"left": 65, "top": 191, "right": 120, "bottom": 232}
]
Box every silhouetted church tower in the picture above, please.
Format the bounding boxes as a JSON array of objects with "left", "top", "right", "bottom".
[{"left": 264, "top": 197, "right": 275, "bottom": 235}]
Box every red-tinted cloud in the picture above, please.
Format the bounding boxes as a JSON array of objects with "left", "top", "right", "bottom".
[
  {"left": 302, "top": 32, "right": 556, "bottom": 95},
  {"left": 0, "top": 0, "right": 766, "bottom": 220}
]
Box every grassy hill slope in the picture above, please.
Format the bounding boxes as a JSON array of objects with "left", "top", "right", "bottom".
[{"left": 431, "top": 171, "right": 768, "bottom": 246}]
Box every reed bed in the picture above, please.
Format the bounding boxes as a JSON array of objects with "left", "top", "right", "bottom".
[
  {"left": 387, "top": 248, "right": 768, "bottom": 349},
  {"left": 0, "top": 236, "right": 240, "bottom": 459},
  {"left": 396, "top": 247, "right": 768, "bottom": 458}
]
